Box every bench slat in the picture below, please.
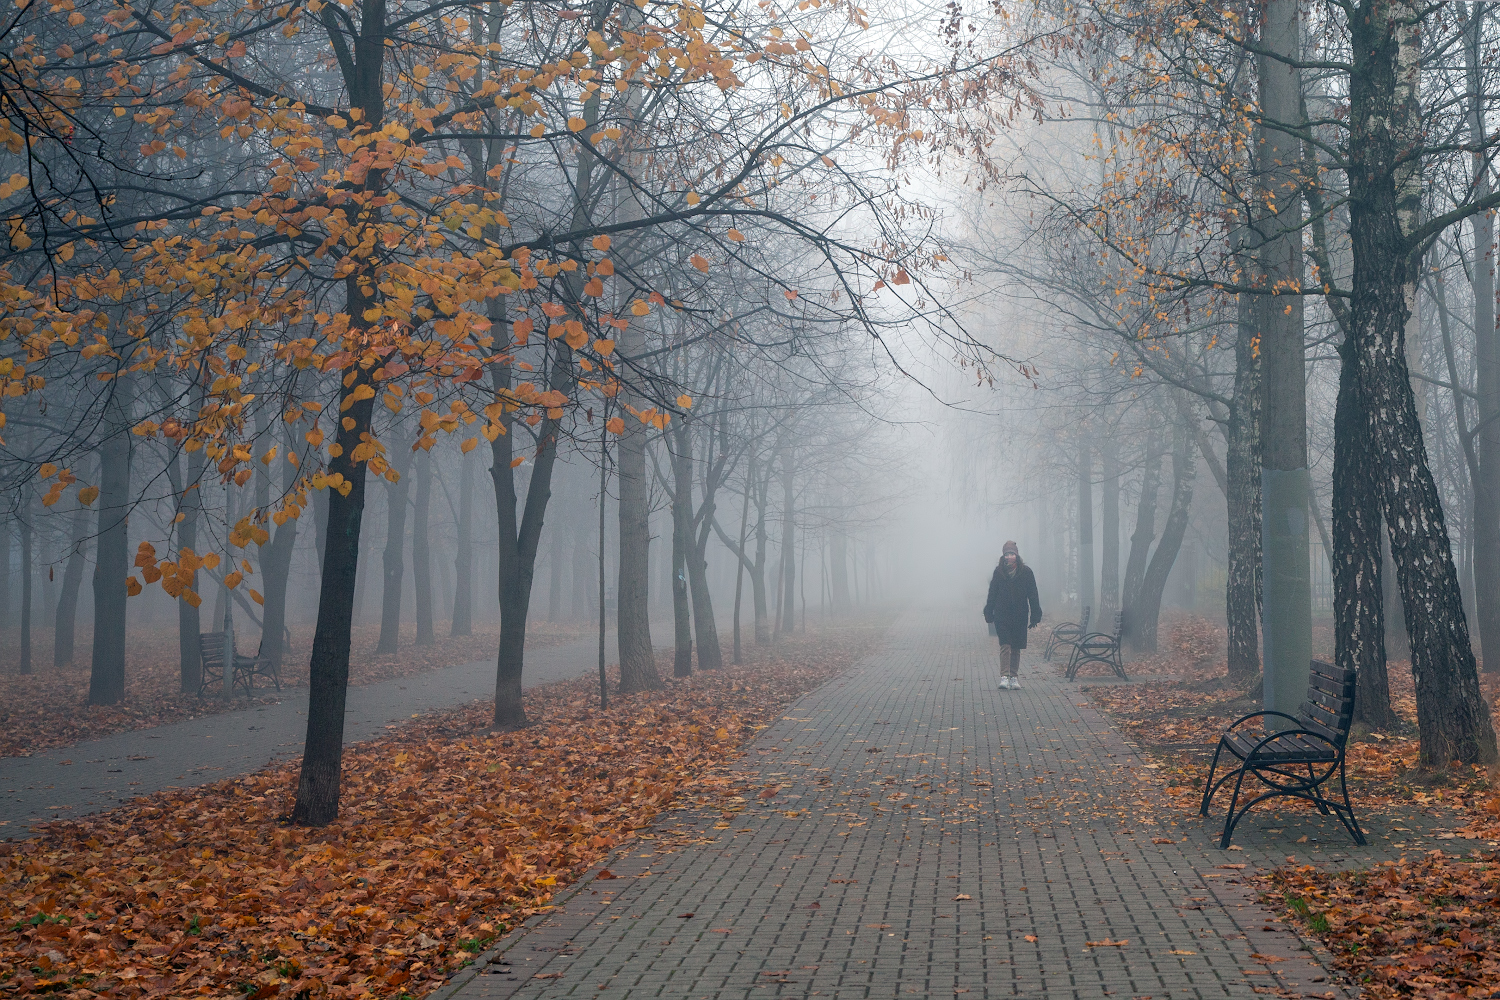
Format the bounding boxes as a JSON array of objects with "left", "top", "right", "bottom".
[{"left": 1225, "top": 732, "right": 1338, "bottom": 762}]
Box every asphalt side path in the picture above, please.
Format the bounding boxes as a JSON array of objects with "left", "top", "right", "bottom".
[
  {"left": 0, "top": 631, "right": 620, "bottom": 833},
  {"left": 440, "top": 611, "right": 1412, "bottom": 1000}
]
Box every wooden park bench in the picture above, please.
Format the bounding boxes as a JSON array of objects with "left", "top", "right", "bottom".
[
  {"left": 1064, "top": 608, "right": 1128, "bottom": 681},
  {"left": 1043, "top": 606, "right": 1090, "bottom": 661},
  {"left": 197, "top": 626, "right": 281, "bottom": 698},
  {"left": 1198, "top": 659, "right": 1365, "bottom": 849}
]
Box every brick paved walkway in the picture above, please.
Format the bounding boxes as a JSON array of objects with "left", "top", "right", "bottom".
[
  {"left": 0, "top": 631, "right": 623, "bottom": 833},
  {"left": 440, "top": 612, "right": 1422, "bottom": 1000}
]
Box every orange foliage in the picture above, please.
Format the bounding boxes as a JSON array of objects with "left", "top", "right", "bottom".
[{"left": 0, "top": 624, "right": 884, "bottom": 998}]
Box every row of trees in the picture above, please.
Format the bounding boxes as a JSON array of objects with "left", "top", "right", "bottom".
[
  {"left": 1, "top": 0, "right": 1022, "bottom": 822},
  {"left": 960, "top": 0, "right": 1500, "bottom": 767}
]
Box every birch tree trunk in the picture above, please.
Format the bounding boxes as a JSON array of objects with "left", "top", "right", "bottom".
[
  {"left": 1346, "top": 0, "right": 1498, "bottom": 764},
  {"left": 1466, "top": 0, "right": 1500, "bottom": 672},
  {"left": 1334, "top": 331, "right": 1394, "bottom": 728}
]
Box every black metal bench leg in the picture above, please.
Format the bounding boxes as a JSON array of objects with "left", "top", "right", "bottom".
[
  {"left": 1335, "top": 757, "right": 1366, "bottom": 845},
  {"left": 1199, "top": 741, "right": 1225, "bottom": 816},
  {"left": 1219, "top": 766, "right": 1252, "bottom": 848},
  {"left": 1308, "top": 764, "right": 1332, "bottom": 815}
]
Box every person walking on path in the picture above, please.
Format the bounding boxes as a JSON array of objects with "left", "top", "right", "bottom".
[{"left": 983, "top": 540, "right": 1042, "bottom": 689}]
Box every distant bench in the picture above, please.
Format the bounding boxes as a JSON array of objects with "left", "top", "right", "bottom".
[
  {"left": 1043, "top": 606, "right": 1089, "bottom": 662},
  {"left": 1064, "top": 609, "right": 1128, "bottom": 682},
  {"left": 198, "top": 628, "right": 280, "bottom": 698}
]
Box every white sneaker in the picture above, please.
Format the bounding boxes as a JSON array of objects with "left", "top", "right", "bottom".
[
  {"left": 999, "top": 676, "right": 1011, "bottom": 690},
  {"left": 1009, "top": 676, "right": 1022, "bottom": 690}
]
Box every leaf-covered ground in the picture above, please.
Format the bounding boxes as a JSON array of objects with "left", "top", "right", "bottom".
[
  {"left": 0, "top": 619, "right": 594, "bottom": 758},
  {"left": 1074, "top": 613, "right": 1500, "bottom": 999},
  {"left": 0, "top": 620, "right": 885, "bottom": 999}
]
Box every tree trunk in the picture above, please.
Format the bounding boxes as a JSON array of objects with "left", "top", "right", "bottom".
[
  {"left": 1226, "top": 282, "right": 1263, "bottom": 687},
  {"left": 732, "top": 479, "right": 750, "bottom": 664},
  {"left": 292, "top": 11, "right": 390, "bottom": 823},
  {"left": 258, "top": 510, "right": 297, "bottom": 672},
  {"left": 1255, "top": 0, "right": 1313, "bottom": 715},
  {"left": 616, "top": 405, "right": 658, "bottom": 693},
  {"left": 1467, "top": 2, "right": 1500, "bottom": 672},
  {"left": 675, "top": 422, "right": 723, "bottom": 669},
  {"left": 1121, "top": 438, "right": 1162, "bottom": 636},
  {"left": 292, "top": 365, "right": 377, "bottom": 825},
  {"left": 830, "top": 526, "right": 850, "bottom": 613},
  {"left": 489, "top": 335, "right": 574, "bottom": 727},
  {"left": 670, "top": 449, "right": 693, "bottom": 676},
  {"left": 1131, "top": 418, "right": 1196, "bottom": 652},
  {"left": 0, "top": 526, "right": 9, "bottom": 630},
  {"left": 376, "top": 431, "right": 414, "bottom": 654},
  {"left": 753, "top": 464, "right": 771, "bottom": 642},
  {"left": 1346, "top": 0, "right": 1498, "bottom": 765},
  {"left": 1077, "top": 436, "right": 1094, "bottom": 616},
  {"left": 572, "top": 531, "right": 594, "bottom": 620},
  {"left": 777, "top": 444, "right": 796, "bottom": 639},
  {"left": 547, "top": 512, "right": 564, "bottom": 622},
  {"left": 412, "top": 448, "right": 434, "bottom": 647},
  {"left": 1100, "top": 440, "right": 1121, "bottom": 619},
  {"left": 451, "top": 449, "right": 474, "bottom": 636},
  {"left": 88, "top": 379, "right": 132, "bottom": 706},
  {"left": 19, "top": 498, "right": 33, "bottom": 675},
  {"left": 1334, "top": 332, "right": 1394, "bottom": 729},
  {"left": 54, "top": 507, "right": 89, "bottom": 668}
]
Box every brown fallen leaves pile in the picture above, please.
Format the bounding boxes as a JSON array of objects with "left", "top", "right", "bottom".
[
  {"left": 1076, "top": 613, "right": 1500, "bottom": 999},
  {"left": 0, "top": 619, "right": 594, "bottom": 758},
  {"left": 1269, "top": 846, "right": 1500, "bottom": 1000},
  {"left": 0, "top": 622, "right": 882, "bottom": 999}
]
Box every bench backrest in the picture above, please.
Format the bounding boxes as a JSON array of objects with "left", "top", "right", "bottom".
[
  {"left": 1079, "top": 607, "right": 1091, "bottom": 633},
  {"left": 1298, "top": 659, "right": 1357, "bottom": 746},
  {"left": 1111, "top": 609, "right": 1125, "bottom": 639},
  {"left": 199, "top": 630, "right": 231, "bottom": 668}
]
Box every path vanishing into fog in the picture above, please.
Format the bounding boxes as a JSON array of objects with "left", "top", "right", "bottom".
[
  {"left": 0, "top": 631, "right": 630, "bottom": 835},
  {"left": 438, "top": 611, "right": 1419, "bottom": 1000}
]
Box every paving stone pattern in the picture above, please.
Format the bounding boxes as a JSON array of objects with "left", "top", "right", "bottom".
[
  {"left": 0, "top": 632, "right": 622, "bottom": 833},
  {"left": 442, "top": 613, "right": 1423, "bottom": 1000}
]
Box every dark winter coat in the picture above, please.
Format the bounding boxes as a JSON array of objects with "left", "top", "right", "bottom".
[{"left": 984, "top": 562, "right": 1042, "bottom": 649}]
